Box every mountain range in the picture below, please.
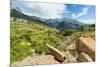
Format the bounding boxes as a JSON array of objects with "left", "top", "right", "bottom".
[{"left": 11, "top": 8, "right": 86, "bottom": 30}]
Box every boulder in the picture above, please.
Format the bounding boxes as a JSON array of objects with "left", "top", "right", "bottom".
[
  {"left": 77, "top": 52, "right": 93, "bottom": 62},
  {"left": 46, "top": 44, "right": 66, "bottom": 62},
  {"left": 76, "top": 37, "right": 95, "bottom": 60}
]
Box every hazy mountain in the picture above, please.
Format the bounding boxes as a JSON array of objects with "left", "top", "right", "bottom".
[
  {"left": 11, "top": 8, "right": 85, "bottom": 30},
  {"left": 11, "top": 8, "right": 45, "bottom": 24},
  {"left": 46, "top": 18, "right": 85, "bottom": 30}
]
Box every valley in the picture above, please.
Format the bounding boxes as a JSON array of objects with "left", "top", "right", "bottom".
[{"left": 10, "top": 7, "right": 95, "bottom": 66}]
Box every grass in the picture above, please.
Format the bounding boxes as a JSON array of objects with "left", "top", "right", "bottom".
[
  {"left": 10, "top": 20, "right": 95, "bottom": 63},
  {"left": 10, "top": 21, "right": 64, "bottom": 63}
]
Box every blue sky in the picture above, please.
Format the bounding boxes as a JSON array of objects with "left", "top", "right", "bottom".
[{"left": 11, "top": 0, "right": 95, "bottom": 24}]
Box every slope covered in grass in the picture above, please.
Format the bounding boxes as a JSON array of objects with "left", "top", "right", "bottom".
[
  {"left": 10, "top": 19, "right": 95, "bottom": 63},
  {"left": 10, "top": 20, "right": 64, "bottom": 63}
]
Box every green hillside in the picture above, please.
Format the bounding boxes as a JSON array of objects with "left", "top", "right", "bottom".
[{"left": 10, "top": 20, "right": 64, "bottom": 63}]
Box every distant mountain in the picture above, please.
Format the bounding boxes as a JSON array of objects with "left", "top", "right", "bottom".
[
  {"left": 46, "top": 18, "right": 85, "bottom": 30},
  {"left": 10, "top": 8, "right": 45, "bottom": 23},
  {"left": 11, "top": 8, "right": 85, "bottom": 30}
]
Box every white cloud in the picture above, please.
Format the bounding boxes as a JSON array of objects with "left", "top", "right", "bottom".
[
  {"left": 72, "top": 4, "right": 77, "bottom": 7},
  {"left": 33, "top": 3, "right": 65, "bottom": 19},
  {"left": 22, "top": 2, "right": 66, "bottom": 19},
  {"left": 72, "top": 7, "right": 89, "bottom": 18},
  {"left": 72, "top": 13, "right": 76, "bottom": 18},
  {"left": 79, "top": 19, "right": 95, "bottom": 24}
]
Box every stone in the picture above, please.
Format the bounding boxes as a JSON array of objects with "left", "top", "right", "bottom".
[
  {"left": 76, "top": 37, "right": 95, "bottom": 60},
  {"left": 11, "top": 55, "right": 60, "bottom": 66},
  {"left": 77, "top": 52, "right": 93, "bottom": 62},
  {"left": 46, "top": 44, "right": 66, "bottom": 62}
]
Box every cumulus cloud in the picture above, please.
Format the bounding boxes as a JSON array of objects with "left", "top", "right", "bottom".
[
  {"left": 78, "top": 19, "right": 95, "bottom": 24},
  {"left": 29, "top": 2, "right": 66, "bottom": 19},
  {"left": 12, "top": 0, "right": 67, "bottom": 19},
  {"left": 72, "top": 7, "right": 89, "bottom": 18},
  {"left": 72, "top": 13, "right": 76, "bottom": 18}
]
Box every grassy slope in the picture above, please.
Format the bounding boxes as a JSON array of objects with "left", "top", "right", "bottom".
[
  {"left": 10, "top": 20, "right": 95, "bottom": 63},
  {"left": 10, "top": 21, "right": 64, "bottom": 63}
]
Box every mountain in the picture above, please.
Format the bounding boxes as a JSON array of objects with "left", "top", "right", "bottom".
[
  {"left": 11, "top": 8, "right": 46, "bottom": 23},
  {"left": 46, "top": 18, "right": 85, "bottom": 30},
  {"left": 11, "top": 8, "right": 85, "bottom": 30}
]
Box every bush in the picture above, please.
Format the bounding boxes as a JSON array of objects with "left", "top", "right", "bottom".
[
  {"left": 10, "top": 21, "right": 63, "bottom": 63},
  {"left": 10, "top": 40, "right": 32, "bottom": 63}
]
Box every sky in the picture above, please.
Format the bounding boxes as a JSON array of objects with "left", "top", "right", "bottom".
[{"left": 11, "top": 0, "right": 95, "bottom": 24}]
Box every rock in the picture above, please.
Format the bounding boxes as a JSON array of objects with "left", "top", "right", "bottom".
[
  {"left": 63, "top": 51, "right": 78, "bottom": 63},
  {"left": 77, "top": 52, "right": 93, "bottom": 62},
  {"left": 11, "top": 55, "right": 60, "bottom": 66},
  {"left": 76, "top": 37, "right": 95, "bottom": 60},
  {"left": 46, "top": 44, "right": 66, "bottom": 62},
  {"left": 29, "top": 55, "right": 60, "bottom": 65},
  {"left": 66, "top": 43, "right": 76, "bottom": 50}
]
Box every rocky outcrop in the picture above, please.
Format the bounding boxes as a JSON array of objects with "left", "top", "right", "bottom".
[
  {"left": 11, "top": 55, "right": 60, "bottom": 67},
  {"left": 46, "top": 44, "right": 66, "bottom": 62},
  {"left": 77, "top": 52, "right": 93, "bottom": 62},
  {"left": 76, "top": 36, "right": 95, "bottom": 61}
]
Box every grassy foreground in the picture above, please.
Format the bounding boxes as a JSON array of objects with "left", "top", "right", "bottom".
[
  {"left": 10, "top": 21, "right": 64, "bottom": 63},
  {"left": 10, "top": 20, "right": 95, "bottom": 63}
]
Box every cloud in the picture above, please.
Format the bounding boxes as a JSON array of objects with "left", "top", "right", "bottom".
[
  {"left": 12, "top": 1, "right": 67, "bottom": 19},
  {"left": 72, "top": 4, "right": 77, "bottom": 7},
  {"left": 28, "top": 2, "right": 67, "bottom": 19},
  {"left": 72, "top": 7, "right": 89, "bottom": 18},
  {"left": 72, "top": 13, "right": 76, "bottom": 18},
  {"left": 79, "top": 19, "right": 95, "bottom": 24}
]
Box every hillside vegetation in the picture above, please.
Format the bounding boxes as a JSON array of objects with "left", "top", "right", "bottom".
[
  {"left": 11, "top": 19, "right": 95, "bottom": 63},
  {"left": 10, "top": 20, "right": 64, "bottom": 63}
]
